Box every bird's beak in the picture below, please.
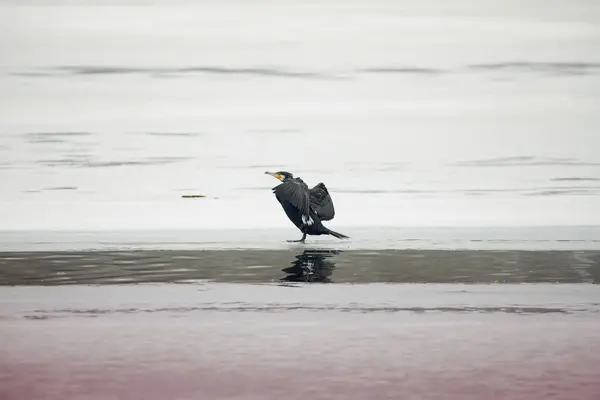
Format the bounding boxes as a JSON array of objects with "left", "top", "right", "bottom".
[{"left": 264, "top": 171, "right": 283, "bottom": 181}]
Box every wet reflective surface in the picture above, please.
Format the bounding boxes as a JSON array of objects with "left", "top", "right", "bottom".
[
  {"left": 1, "top": 248, "right": 599, "bottom": 285},
  {"left": 2, "top": 238, "right": 600, "bottom": 400},
  {"left": 281, "top": 249, "right": 340, "bottom": 283},
  {"left": 2, "top": 248, "right": 600, "bottom": 399}
]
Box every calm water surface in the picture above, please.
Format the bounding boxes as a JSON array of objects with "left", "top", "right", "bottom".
[
  {"left": 2, "top": 241, "right": 600, "bottom": 399},
  {"left": 2, "top": 283, "right": 600, "bottom": 400},
  {"left": 2, "top": 1, "right": 600, "bottom": 399}
]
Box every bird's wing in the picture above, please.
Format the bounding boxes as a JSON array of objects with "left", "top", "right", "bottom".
[
  {"left": 273, "top": 180, "right": 311, "bottom": 218},
  {"left": 309, "top": 182, "right": 335, "bottom": 221}
]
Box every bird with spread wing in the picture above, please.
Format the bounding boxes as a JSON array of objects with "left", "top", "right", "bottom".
[{"left": 265, "top": 171, "right": 349, "bottom": 243}]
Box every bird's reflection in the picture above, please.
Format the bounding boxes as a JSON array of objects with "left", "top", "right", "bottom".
[{"left": 281, "top": 249, "right": 342, "bottom": 283}]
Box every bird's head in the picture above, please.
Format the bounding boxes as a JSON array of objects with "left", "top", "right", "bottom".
[{"left": 264, "top": 170, "right": 294, "bottom": 182}]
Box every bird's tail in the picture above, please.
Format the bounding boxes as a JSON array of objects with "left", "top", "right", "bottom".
[{"left": 326, "top": 228, "right": 350, "bottom": 240}]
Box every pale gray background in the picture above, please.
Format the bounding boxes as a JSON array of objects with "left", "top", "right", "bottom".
[{"left": 1, "top": 0, "right": 599, "bottom": 230}]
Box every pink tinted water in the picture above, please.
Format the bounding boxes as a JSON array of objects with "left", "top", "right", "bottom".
[{"left": 2, "top": 284, "right": 600, "bottom": 400}]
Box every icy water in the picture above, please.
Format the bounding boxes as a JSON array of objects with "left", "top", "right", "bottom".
[
  {"left": 2, "top": 240, "right": 600, "bottom": 400},
  {"left": 1, "top": 0, "right": 600, "bottom": 229},
  {"left": 2, "top": 1, "right": 600, "bottom": 399}
]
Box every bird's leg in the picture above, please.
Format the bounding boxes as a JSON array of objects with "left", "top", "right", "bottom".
[{"left": 287, "top": 233, "right": 307, "bottom": 244}]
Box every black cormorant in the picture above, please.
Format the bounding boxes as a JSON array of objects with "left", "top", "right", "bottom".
[{"left": 265, "top": 171, "right": 350, "bottom": 243}]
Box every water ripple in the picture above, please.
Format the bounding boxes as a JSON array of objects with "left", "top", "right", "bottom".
[
  {"left": 1, "top": 249, "right": 598, "bottom": 285},
  {"left": 468, "top": 62, "right": 600, "bottom": 75},
  {"left": 11, "top": 61, "right": 600, "bottom": 81},
  {"left": 453, "top": 156, "right": 600, "bottom": 167},
  {"left": 360, "top": 67, "right": 444, "bottom": 75},
  {"left": 24, "top": 305, "right": 582, "bottom": 320},
  {"left": 14, "top": 65, "right": 335, "bottom": 79},
  {"left": 38, "top": 156, "right": 191, "bottom": 168},
  {"left": 551, "top": 177, "right": 600, "bottom": 182}
]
